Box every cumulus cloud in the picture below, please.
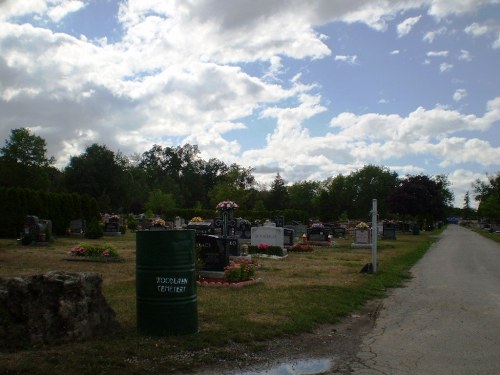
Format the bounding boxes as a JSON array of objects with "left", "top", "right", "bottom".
[
  {"left": 397, "top": 15, "right": 422, "bottom": 37},
  {"left": 458, "top": 49, "right": 473, "bottom": 61},
  {"left": 427, "top": 50, "right": 449, "bottom": 57}
]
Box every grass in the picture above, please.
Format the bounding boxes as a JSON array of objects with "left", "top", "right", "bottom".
[
  {"left": 0, "top": 229, "right": 441, "bottom": 374},
  {"left": 468, "top": 226, "right": 500, "bottom": 243}
]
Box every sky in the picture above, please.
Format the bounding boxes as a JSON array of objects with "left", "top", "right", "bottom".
[{"left": 1, "top": 0, "right": 499, "bottom": 208}]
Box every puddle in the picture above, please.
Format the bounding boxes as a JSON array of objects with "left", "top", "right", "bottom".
[{"left": 231, "top": 357, "right": 333, "bottom": 375}]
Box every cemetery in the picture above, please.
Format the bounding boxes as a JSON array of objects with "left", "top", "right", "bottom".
[{"left": 0, "top": 204, "right": 447, "bottom": 374}]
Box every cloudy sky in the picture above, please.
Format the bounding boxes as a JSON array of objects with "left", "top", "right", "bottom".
[{"left": 1, "top": 0, "right": 499, "bottom": 207}]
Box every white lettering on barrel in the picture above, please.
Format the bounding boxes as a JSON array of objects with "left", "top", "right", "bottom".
[{"left": 156, "top": 276, "right": 189, "bottom": 294}]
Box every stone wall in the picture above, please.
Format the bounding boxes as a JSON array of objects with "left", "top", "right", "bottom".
[{"left": 0, "top": 271, "right": 120, "bottom": 351}]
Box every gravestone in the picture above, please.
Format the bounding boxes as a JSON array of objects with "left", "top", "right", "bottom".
[
  {"left": 382, "top": 222, "right": 397, "bottom": 240},
  {"left": 23, "top": 216, "right": 51, "bottom": 244},
  {"left": 69, "top": 219, "right": 86, "bottom": 235},
  {"left": 286, "top": 224, "right": 307, "bottom": 240},
  {"left": 307, "top": 225, "right": 330, "bottom": 242},
  {"left": 274, "top": 216, "right": 284, "bottom": 228},
  {"left": 263, "top": 220, "right": 276, "bottom": 227},
  {"left": 351, "top": 228, "right": 372, "bottom": 248},
  {"left": 104, "top": 216, "right": 121, "bottom": 236},
  {"left": 331, "top": 227, "right": 346, "bottom": 238},
  {"left": 283, "top": 227, "right": 295, "bottom": 247},
  {"left": 186, "top": 220, "right": 215, "bottom": 234},
  {"left": 251, "top": 226, "right": 285, "bottom": 248},
  {"left": 234, "top": 218, "right": 252, "bottom": 239},
  {"left": 196, "top": 234, "right": 228, "bottom": 273}
]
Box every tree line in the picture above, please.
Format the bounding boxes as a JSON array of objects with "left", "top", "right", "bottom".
[{"left": 1, "top": 127, "right": 497, "bottom": 226}]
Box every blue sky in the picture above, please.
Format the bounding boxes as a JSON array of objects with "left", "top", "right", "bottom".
[{"left": 1, "top": 0, "right": 499, "bottom": 207}]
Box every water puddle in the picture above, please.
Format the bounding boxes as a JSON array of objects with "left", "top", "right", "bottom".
[{"left": 231, "top": 357, "right": 333, "bottom": 375}]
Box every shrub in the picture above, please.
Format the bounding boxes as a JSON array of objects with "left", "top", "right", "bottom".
[
  {"left": 70, "top": 243, "right": 119, "bottom": 258},
  {"left": 248, "top": 244, "right": 286, "bottom": 257},
  {"left": 85, "top": 219, "right": 103, "bottom": 239},
  {"left": 224, "top": 260, "right": 257, "bottom": 282}
]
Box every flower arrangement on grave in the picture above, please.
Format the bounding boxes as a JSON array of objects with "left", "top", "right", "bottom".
[
  {"left": 190, "top": 216, "right": 203, "bottom": 222},
  {"left": 224, "top": 259, "right": 257, "bottom": 282},
  {"left": 247, "top": 243, "right": 286, "bottom": 257},
  {"left": 216, "top": 200, "right": 239, "bottom": 210},
  {"left": 69, "top": 243, "right": 119, "bottom": 258},
  {"left": 152, "top": 218, "right": 166, "bottom": 227},
  {"left": 356, "top": 222, "right": 370, "bottom": 230}
]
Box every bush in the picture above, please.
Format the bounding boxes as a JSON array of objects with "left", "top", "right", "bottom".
[
  {"left": 248, "top": 244, "right": 286, "bottom": 257},
  {"left": 224, "top": 260, "right": 257, "bottom": 282},
  {"left": 70, "top": 243, "right": 119, "bottom": 258},
  {"left": 85, "top": 219, "right": 103, "bottom": 239}
]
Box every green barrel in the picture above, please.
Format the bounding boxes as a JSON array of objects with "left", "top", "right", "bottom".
[{"left": 136, "top": 230, "right": 198, "bottom": 336}]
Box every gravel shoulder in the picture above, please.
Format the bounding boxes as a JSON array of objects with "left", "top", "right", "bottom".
[{"left": 191, "top": 298, "right": 384, "bottom": 375}]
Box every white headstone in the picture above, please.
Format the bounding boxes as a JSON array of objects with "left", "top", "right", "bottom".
[{"left": 251, "top": 226, "right": 284, "bottom": 248}]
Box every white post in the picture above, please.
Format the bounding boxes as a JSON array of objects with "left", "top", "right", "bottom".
[{"left": 371, "top": 199, "right": 378, "bottom": 273}]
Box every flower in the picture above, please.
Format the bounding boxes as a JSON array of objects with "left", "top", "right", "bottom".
[
  {"left": 70, "top": 246, "right": 85, "bottom": 256},
  {"left": 356, "top": 222, "right": 370, "bottom": 229},
  {"left": 152, "top": 218, "right": 166, "bottom": 226},
  {"left": 191, "top": 216, "right": 203, "bottom": 222},
  {"left": 258, "top": 243, "right": 269, "bottom": 250},
  {"left": 102, "top": 250, "right": 110, "bottom": 257},
  {"left": 311, "top": 222, "right": 324, "bottom": 229},
  {"left": 216, "top": 200, "right": 239, "bottom": 210}
]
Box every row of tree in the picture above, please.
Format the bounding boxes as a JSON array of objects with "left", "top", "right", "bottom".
[{"left": 1, "top": 127, "right": 497, "bottom": 225}]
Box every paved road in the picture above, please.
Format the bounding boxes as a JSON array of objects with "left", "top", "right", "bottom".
[{"left": 350, "top": 225, "right": 500, "bottom": 375}]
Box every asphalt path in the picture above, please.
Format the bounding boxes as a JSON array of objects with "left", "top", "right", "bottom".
[{"left": 350, "top": 225, "right": 500, "bottom": 375}]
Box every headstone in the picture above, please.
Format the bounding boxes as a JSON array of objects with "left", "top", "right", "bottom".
[
  {"left": 263, "top": 220, "right": 276, "bottom": 227},
  {"left": 382, "top": 222, "right": 397, "bottom": 240},
  {"left": 274, "top": 216, "right": 284, "bottom": 228},
  {"left": 283, "top": 228, "right": 295, "bottom": 246},
  {"left": 331, "top": 227, "right": 346, "bottom": 238},
  {"left": 286, "top": 224, "right": 307, "bottom": 240},
  {"left": 196, "top": 234, "right": 228, "bottom": 272},
  {"left": 251, "top": 226, "right": 285, "bottom": 248},
  {"left": 354, "top": 229, "right": 371, "bottom": 244},
  {"left": 69, "top": 219, "right": 86, "bottom": 235},
  {"left": 23, "top": 216, "right": 51, "bottom": 244},
  {"left": 226, "top": 237, "right": 240, "bottom": 256},
  {"left": 234, "top": 218, "right": 252, "bottom": 239},
  {"left": 104, "top": 216, "right": 121, "bottom": 236},
  {"left": 186, "top": 220, "right": 215, "bottom": 234},
  {"left": 307, "top": 225, "right": 330, "bottom": 242}
]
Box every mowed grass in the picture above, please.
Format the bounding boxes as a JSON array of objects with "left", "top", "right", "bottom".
[{"left": 0, "top": 229, "right": 440, "bottom": 374}]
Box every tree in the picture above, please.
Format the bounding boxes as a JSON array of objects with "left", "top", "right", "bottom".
[
  {"left": 0, "top": 128, "right": 54, "bottom": 168},
  {"left": 0, "top": 128, "right": 56, "bottom": 190},
  {"left": 145, "top": 189, "right": 176, "bottom": 216},
  {"left": 390, "top": 174, "right": 451, "bottom": 226},
  {"left": 287, "top": 180, "right": 321, "bottom": 214},
  {"left": 462, "top": 191, "right": 473, "bottom": 219},
  {"left": 266, "top": 173, "right": 289, "bottom": 211},
  {"left": 64, "top": 144, "right": 128, "bottom": 212},
  {"left": 473, "top": 172, "right": 500, "bottom": 222}
]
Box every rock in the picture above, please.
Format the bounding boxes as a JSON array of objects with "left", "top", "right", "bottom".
[{"left": 0, "top": 271, "right": 120, "bottom": 351}]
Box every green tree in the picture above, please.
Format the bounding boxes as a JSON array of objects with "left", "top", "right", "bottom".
[
  {"left": 390, "top": 174, "right": 451, "bottom": 226},
  {"left": 266, "top": 173, "right": 289, "bottom": 211},
  {"left": 462, "top": 191, "right": 473, "bottom": 219},
  {"left": 473, "top": 172, "right": 500, "bottom": 222},
  {"left": 145, "top": 189, "right": 176, "bottom": 216},
  {"left": 0, "top": 128, "right": 56, "bottom": 190},
  {"left": 64, "top": 144, "right": 128, "bottom": 212}
]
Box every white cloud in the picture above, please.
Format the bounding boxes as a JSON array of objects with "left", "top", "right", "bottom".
[
  {"left": 453, "top": 89, "right": 468, "bottom": 102},
  {"left": 493, "top": 33, "right": 500, "bottom": 48},
  {"left": 465, "top": 22, "right": 490, "bottom": 36},
  {"left": 397, "top": 15, "right": 422, "bottom": 37},
  {"left": 458, "top": 49, "right": 473, "bottom": 61},
  {"left": 440, "top": 62, "right": 454, "bottom": 72},
  {"left": 427, "top": 50, "right": 449, "bottom": 57},
  {"left": 423, "top": 26, "right": 447, "bottom": 42},
  {"left": 47, "top": 1, "right": 85, "bottom": 23},
  {"left": 390, "top": 49, "right": 400, "bottom": 55},
  {"left": 334, "top": 55, "right": 358, "bottom": 65}
]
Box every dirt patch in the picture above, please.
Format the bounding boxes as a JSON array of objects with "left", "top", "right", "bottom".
[{"left": 190, "top": 299, "right": 383, "bottom": 375}]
